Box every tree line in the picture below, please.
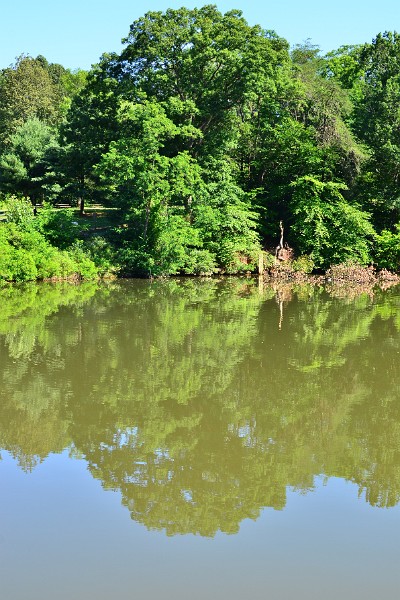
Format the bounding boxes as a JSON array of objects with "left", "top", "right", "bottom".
[{"left": 1, "top": 6, "right": 400, "bottom": 279}]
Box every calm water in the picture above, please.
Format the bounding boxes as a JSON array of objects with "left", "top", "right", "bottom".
[{"left": 1, "top": 278, "right": 400, "bottom": 599}]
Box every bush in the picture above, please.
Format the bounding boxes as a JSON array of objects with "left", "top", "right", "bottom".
[
  {"left": 291, "top": 176, "right": 375, "bottom": 268},
  {"left": 263, "top": 252, "right": 276, "bottom": 269},
  {"left": 84, "top": 236, "right": 117, "bottom": 276},
  {"left": 68, "top": 241, "right": 98, "bottom": 279},
  {"left": 217, "top": 240, "right": 259, "bottom": 274},
  {"left": 182, "top": 248, "right": 217, "bottom": 275},
  {"left": 116, "top": 247, "right": 154, "bottom": 277},
  {"left": 0, "top": 221, "right": 99, "bottom": 282},
  {"left": 291, "top": 255, "right": 315, "bottom": 273},
  {"left": 4, "top": 195, "right": 34, "bottom": 229},
  {"left": 0, "top": 245, "right": 37, "bottom": 281},
  {"left": 374, "top": 225, "right": 400, "bottom": 271},
  {"left": 34, "top": 204, "right": 84, "bottom": 248}
]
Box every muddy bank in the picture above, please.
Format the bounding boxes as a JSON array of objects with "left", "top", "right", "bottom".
[{"left": 263, "top": 262, "right": 400, "bottom": 298}]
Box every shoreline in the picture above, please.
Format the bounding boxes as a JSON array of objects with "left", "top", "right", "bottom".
[
  {"left": 2, "top": 263, "right": 400, "bottom": 291},
  {"left": 263, "top": 263, "right": 400, "bottom": 285}
]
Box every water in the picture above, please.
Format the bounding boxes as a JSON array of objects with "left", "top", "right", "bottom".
[{"left": 1, "top": 278, "right": 400, "bottom": 599}]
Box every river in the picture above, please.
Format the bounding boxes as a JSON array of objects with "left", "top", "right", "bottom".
[{"left": 1, "top": 278, "right": 399, "bottom": 599}]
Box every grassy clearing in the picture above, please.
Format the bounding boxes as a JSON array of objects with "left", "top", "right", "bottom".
[
  {"left": 0, "top": 202, "right": 122, "bottom": 233},
  {"left": 55, "top": 205, "right": 122, "bottom": 235}
]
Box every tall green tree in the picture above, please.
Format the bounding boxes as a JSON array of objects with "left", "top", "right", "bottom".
[
  {"left": 290, "top": 175, "right": 375, "bottom": 267},
  {"left": 239, "top": 41, "right": 362, "bottom": 246},
  {"left": 59, "top": 60, "right": 121, "bottom": 212},
  {"left": 0, "top": 117, "right": 59, "bottom": 207},
  {"left": 97, "top": 100, "right": 259, "bottom": 275},
  {"left": 117, "top": 5, "right": 289, "bottom": 158},
  {"left": 0, "top": 56, "right": 62, "bottom": 147},
  {"left": 351, "top": 32, "right": 400, "bottom": 229}
]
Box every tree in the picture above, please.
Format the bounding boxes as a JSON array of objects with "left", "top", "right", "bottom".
[
  {"left": 290, "top": 175, "right": 375, "bottom": 267},
  {"left": 59, "top": 60, "right": 121, "bottom": 213},
  {"left": 0, "top": 56, "right": 62, "bottom": 147},
  {"left": 350, "top": 32, "right": 400, "bottom": 228},
  {"left": 35, "top": 54, "right": 88, "bottom": 115},
  {"left": 80, "top": 7, "right": 271, "bottom": 274},
  {"left": 0, "top": 118, "right": 59, "bottom": 208},
  {"left": 237, "top": 41, "right": 363, "bottom": 247},
  {"left": 96, "top": 100, "right": 259, "bottom": 275},
  {"left": 117, "top": 5, "right": 289, "bottom": 159}
]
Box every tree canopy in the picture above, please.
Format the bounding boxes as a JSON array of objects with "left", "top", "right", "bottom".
[{"left": 1, "top": 9, "right": 400, "bottom": 279}]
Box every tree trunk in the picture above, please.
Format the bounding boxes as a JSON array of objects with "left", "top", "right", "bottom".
[{"left": 78, "top": 197, "right": 85, "bottom": 215}]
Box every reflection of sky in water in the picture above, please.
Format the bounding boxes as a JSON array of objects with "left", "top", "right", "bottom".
[{"left": 1, "top": 450, "right": 399, "bottom": 600}]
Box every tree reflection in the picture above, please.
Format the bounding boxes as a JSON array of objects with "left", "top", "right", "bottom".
[{"left": 1, "top": 279, "right": 400, "bottom": 534}]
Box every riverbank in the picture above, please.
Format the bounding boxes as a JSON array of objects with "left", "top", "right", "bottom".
[
  {"left": 262, "top": 261, "right": 400, "bottom": 300},
  {"left": 264, "top": 261, "right": 399, "bottom": 284}
]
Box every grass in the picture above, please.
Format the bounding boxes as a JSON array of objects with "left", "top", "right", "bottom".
[
  {"left": 68, "top": 205, "right": 122, "bottom": 236},
  {"left": 0, "top": 202, "right": 122, "bottom": 232}
]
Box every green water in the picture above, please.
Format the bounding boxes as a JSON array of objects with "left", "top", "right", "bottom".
[{"left": 1, "top": 278, "right": 400, "bottom": 599}]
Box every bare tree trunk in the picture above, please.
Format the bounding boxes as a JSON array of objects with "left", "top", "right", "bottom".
[
  {"left": 78, "top": 197, "right": 85, "bottom": 215},
  {"left": 78, "top": 175, "right": 85, "bottom": 215},
  {"left": 275, "top": 221, "right": 284, "bottom": 262}
]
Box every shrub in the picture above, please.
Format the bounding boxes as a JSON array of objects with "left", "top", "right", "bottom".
[
  {"left": 34, "top": 204, "right": 83, "bottom": 248},
  {"left": 217, "top": 240, "right": 259, "bottom": 274},
  {"left": 291, "top": 176, "right": 375, "bottom": 268},
  {"left": 374, "top": 225, "right": 400, "bottom": 271},
  {"left": 0, "top": 244, "right": 37, "bottom": 282},
  {"left": 68, "top": 241, "right": 99, "bottom": 279},
  {"left": 84, "top": 236, "right": 116, "bottom": 276},
  {"left": 117, "top": 247, "right": 154, "bottom": 277},
  {"left": 4, "top": 195, "right": 34, "bottom": 229},
  {"left": 291, "top": 255, "right": 315, "bottom": 273},
  {"left": 0, "top": 221, "right": 98, "bottom": 282},
  {"left": 182, "top": 248, "right": 217, "bottom": 275}
]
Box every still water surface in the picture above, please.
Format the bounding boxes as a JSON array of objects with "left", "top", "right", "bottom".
[{"left": 1, "top": 278, "right": 400, "bottom": 599}]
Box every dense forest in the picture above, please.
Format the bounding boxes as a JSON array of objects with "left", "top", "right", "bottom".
[{"left": 2, "top": 6, "right": 400, "bottom": 280}]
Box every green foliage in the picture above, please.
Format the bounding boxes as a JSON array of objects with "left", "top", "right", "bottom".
[
  {"left": 291, "top": 255, "right": 315, "bottom": 273},
  {"left": 84, "top": 236, "right": 116, "bottom": 276},
  {"left": 323, "top": 44, "right": 365, "bottom": 90},
  {"left": 119, "top": 6, "right": 289, "bottom": 157},
  {"left": 96, "top": 99, "right": 261, "bottom": 275},
  {"left": 194, "top": 159, "right": 261, "bottom": 268},
  {"left": 67, "top": 241, "right": 99, "bottom": 279},
  {"left": 0, "top": 219, "right": 98, "bottom": 282},
  {"left": 182, "top": 249, "right": 217, "bottom": 275},
  {"left": 0, "top": 117, "right": 58, "bottom": 202},
  {"left": 0, "top": 245, "right": 37, "bottom": 281},
  {"left": 4, "top": 17, "right": 400, "bottom": 275},
  {"left": 349, "top": 32, "right": 400, "bottom": 227},
  {"left": 263, "top": 252, "right": 276, "bottom": 269},
  {"left": 34, "top": 204, "right": 84, "bottom": 248},
  {"left": 152, "top": 215, "right": 204, "bottom": 276},
  {"left": 291, "top": 176, "right": 375, "bottom": 268},
  {"left": 0, "top": 56, "right": 63, "bottom": 145},
  {"left": 59, "top": 67, "right": 121, "bottom": 207},
  {"left": 374, "top": 225, "right": 400, "bottom": 271},
  {"left": 3, "top": 195, "right": 34, "bottom": 228}
]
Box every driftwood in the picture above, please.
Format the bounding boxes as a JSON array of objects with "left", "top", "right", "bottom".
[{"left": 275, "top": 221, "right": 293, "bottom": 262}]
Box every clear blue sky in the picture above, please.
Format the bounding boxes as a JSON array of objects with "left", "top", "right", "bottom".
[{"left": 2, "top": 0, "right": 400, "bottom": 70}]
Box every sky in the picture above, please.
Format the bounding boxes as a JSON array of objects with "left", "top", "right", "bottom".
[{"left": 1, "top": 0, "right": 400, "bottom": 71}]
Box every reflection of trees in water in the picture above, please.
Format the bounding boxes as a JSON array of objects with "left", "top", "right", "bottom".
[
  {"left": 0, "top": 282, "right": 101, "bottom": 469},
  {"left": 1, "top": 280, "right": 400, "bottom": 534},
  {"left": 249, "top": 286, "right": 400, "bottom": 509}
]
